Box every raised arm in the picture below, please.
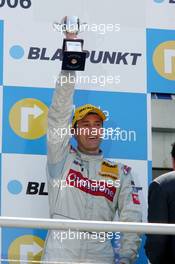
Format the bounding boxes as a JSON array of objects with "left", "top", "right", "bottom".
[{"left": 47, "top": 70, "right": 76, "bottom": 165}]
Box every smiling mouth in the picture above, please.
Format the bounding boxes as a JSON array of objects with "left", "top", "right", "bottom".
[{"left": 87, "top": 136, "right": 100, "bottom": 143}]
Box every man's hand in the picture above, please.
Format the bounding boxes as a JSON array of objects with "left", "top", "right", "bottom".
[{"left": 66, "top": 32, "right": 77, "bottom": 39}]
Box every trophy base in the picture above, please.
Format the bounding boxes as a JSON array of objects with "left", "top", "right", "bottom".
[{"left": 62, "top": 51, "right": 86, "bottom": 71}]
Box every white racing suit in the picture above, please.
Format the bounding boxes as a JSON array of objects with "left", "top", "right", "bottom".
[{"left": 42, "top": 71, "right": 142, "bottom": 264}]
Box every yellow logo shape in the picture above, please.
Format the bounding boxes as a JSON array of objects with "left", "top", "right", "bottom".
[
  {"left": 8, "top": 235, "right": 44, "bottom": 264},
  {"left": 9, "top": 98, "right": 48, "bottom": 139},
  {"left": 99, "top": 161, "right": 119, "bottom": 180},
  {"left": 153, "top": 41, "right": 175, "bottom": 80}
]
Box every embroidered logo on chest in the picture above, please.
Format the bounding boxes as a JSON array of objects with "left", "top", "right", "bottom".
[{"left": 99, "top": 161, "right": 119, "bottom": 180}]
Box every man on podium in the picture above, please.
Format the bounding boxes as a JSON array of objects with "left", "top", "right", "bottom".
[{"left": 42, "top": 16, "right": 142, "bottom": 264}]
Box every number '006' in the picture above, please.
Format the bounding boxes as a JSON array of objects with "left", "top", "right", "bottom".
[{"left": 0, "top": 0, "right": 31, "bottom": 8}]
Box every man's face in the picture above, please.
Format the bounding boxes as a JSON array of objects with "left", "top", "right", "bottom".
[{"left": 75, "top": 113, "right": 103, "bottom": 154}]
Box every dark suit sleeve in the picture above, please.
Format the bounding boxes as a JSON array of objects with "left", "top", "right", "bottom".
[{"left": 145, "top": 181, "right": 169, "bottom": 264}]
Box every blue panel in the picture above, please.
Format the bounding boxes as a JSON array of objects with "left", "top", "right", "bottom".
[
  {"left": 2, "top": 87, "right": 147, "bottom": 159},
  {"left": 2, "top": 86, "right": 53, "bottom": 155},
  {"left": 72, "top": 90, "right": 147, "bottom": 160},
  {"left": 1, "top": 227, "right": 47, "bottom": 261}
]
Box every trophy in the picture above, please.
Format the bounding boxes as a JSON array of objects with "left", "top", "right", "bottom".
[{"left": 53, "top": 16, "right": 87, "bottom": 71}]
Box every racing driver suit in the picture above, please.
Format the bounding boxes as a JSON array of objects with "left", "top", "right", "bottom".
[{"left": 42, "top": 71, "right": 142, "bottom": 264}]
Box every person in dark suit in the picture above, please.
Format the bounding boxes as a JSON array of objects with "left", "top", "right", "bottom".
[{"left": 145, "top": 142, "right": 175, "bottom": 264}]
